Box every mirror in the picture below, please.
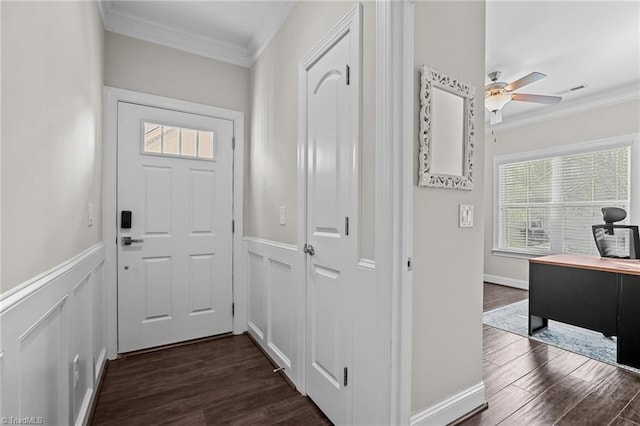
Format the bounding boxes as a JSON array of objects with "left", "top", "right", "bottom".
[{"left": 418, "top": 65, "right": 475, "bottom": 190}]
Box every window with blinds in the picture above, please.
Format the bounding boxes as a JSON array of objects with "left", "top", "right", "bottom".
[{"left": 495, "top": 143, "right": 631, "bottom": 256}]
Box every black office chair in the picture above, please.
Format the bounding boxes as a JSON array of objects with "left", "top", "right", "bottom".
[{"left": 592, "top": 207, "right": 640, "bottom": 259}]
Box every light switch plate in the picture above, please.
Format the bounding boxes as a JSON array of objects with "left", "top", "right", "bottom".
[
  {"left": 459, "top": 204, "right": 473, "bottom": 228},
  {"left": 279, "top": 206, "right": 286, "bottom": 225}
]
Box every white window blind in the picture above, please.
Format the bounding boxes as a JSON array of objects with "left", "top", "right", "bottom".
[{"left": 496, "top": 145, "right": 631, "bottom": 255}]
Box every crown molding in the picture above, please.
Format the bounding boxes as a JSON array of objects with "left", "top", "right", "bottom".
[
  {"left": 486, "top": 82, "right": 640, "bottom": 132},
  {"left": 100, "top": 0, "right": 296, "bottom": 68},
  {"left": 248, "top": 1, "right": 296, "bottom": 62},
  {"left": 96, "top": 0, "right": 106, "bottom": 26}
]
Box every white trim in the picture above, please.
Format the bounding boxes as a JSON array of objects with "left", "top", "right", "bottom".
[
  {"left": 101, "top": 0, "right": 296, "bottom": 67},
  {"left": 95, "top": 348, "right": 107, "bottom": 382},
  {"left": 245, "top": 237, "right": 302, "bottom": 388},
  {"left": 376, "top": 1, "right": 414, "bottom": 424},
  {"left": 492, "top": 133, "right": 639, "bottom": 256},
  {"left": 0, "top": 242, "right": 107, "bottom": 425},
  {"left": 102, "top": 1, "right": 250, "bottom": 67},
  {"left": 232, "top": 109, "right": 247, "bottom": 336},
  {"left": 494, "top": 133, "right": 638, "bottom": 166},
  {"left": 18, "top": 296, "right": 68, "bottom": 343},
  {"left": 491, "top": 249, "right": 538, "bottom": 260},
  {"left": 248, "top": 2, "right": 297, "bottom": 62},
  {"left": 103, "top": 87, "right": 246, "bottom": 358},
  {"left": 244, "top": 236, "right": 298, "bottom": 252},
  {"left": 487, "top": 83, "right": 640, "bottom": 132},
  {"left": 0, "top": 243, "right": 104, "bottom": 313},
  {"left": 96, "top": 0, "right": 106, "bottom": 26},
  {"left": 74, "top": 388, "right": 94, "bottom": 426},
  {"left": 357, "top": 259, "right": 376, "bottom": 270},
  {"left": 483, "top": 274, "right": 529, "bottom": 291},
  {"left": 410, "top": 382, "right": 486, "bottom": 426}
]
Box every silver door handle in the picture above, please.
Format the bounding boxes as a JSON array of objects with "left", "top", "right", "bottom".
[
  {"left": 121, "top": 236, "right": 144, "bottom": 246},
  {"left": 303, "top": 244, "right": 315, "bottom": 256}
]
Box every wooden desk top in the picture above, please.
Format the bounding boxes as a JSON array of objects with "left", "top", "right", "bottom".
[{"left": 530, "top": 254, "right": 640, "bottom": 276}]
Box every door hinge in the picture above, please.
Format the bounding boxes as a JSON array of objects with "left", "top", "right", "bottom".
[
  {"left": 345, "top": 217, "right": 350, "bottom": 236},
  {"left": 407, "top": 257, "right": 412, "bottom": 271},
  {"left": 232, "top": 136, "right": 236, "bottom": 150},
  {"left": 343, "top": 367, "right": 348, "bottom": 386},
  {"left": 232, "top": 220, "right": 235, "bottom": 233},
  {"left": 346, "top": 65, "right": 350, "bottom": 85},
  {"left": 232, "top": 302, "right": 235, "bottom": 317}
]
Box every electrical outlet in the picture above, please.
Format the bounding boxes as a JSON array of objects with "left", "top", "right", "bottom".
[
  {"left": 73, "top": 354, "right": 80, "bottom": 388},
  {"left": 88, "top": 203, "right": 94, "bottom": 227},
  {"left": 279, "top": 206, "right": 286, "bottom": 225}
]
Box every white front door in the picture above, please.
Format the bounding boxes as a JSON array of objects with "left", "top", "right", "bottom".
[
  {"left": 117, "top": 102, "right": 234, "bottom": 353},
  {"left": 304, "top": 27, "right": 358, "bottom": 425}
]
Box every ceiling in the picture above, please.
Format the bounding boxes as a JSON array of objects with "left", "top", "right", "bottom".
[
  {"left": 486, "top": 0, "right": 640, "bottom": 125},
  {"left": 101, "top": 1, "right": 640, "bottom": 126}
]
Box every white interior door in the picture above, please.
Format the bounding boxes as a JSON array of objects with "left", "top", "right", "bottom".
[
  {"left": 117, "top": 102, "right": 234, "bottom": 353},
  {"left": 304, "top": 30, "right": 357, "bottom": 425}
]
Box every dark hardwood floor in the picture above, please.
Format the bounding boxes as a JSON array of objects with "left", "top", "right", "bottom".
[
  {"left": 461, "top": 283, "right": 640, "bottom": 426},
  {"left": 90, "top": 334, "right": 331, "bottom": 425},
  {"left": 92, "top": 283, "right": 640, "bottom": 425}
]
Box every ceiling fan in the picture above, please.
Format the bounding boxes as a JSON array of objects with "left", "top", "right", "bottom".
[{"left": 485, "top": 71, "right": 562, "bottom": 125}]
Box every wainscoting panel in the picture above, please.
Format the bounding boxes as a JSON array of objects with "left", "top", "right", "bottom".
[
  {"left": 0, "top": 243, "right": 107, "bottom": 426},
  {"left": 247, "top": 251, "right": 266, "bottom": 340},
  {"left": 245, "top": 238, "right": 302, "bottom": 388},
  {"left": 267, "top": 259, "right": 294, "bottom": 369}
]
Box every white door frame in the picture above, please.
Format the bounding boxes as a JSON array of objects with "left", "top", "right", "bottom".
[
  {"left": 376, "top": 1, "right": 414, "bottom": 425},
  {"left": 103, "top": 87, "right": 246, "bottom": 359}
]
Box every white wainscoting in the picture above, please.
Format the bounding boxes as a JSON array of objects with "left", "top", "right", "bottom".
[
  {"left": 244, "top": 237, "right": 387, "bottom": 423},
  {"left": 0, "top": 243, "right": 107, "bottom": 426},
  {"left": 245, "top": 237, "right": 304, "bottom": 389}
]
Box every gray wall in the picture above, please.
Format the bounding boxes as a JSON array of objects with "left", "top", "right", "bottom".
[
  {"left": 1, "top": 1, "right": 104, "bottom": 291},
  {"left": 105, "top": 31, "right": 250, "bottom": 114},
  {"left": 412, "top": 0, "right": 486, "bottom": 415},
  {"left": 484, "top": 99, "right": 640, "bottom": 286},
  {"left": 248, "top": 1, "right": 375, "bottom": 260}
]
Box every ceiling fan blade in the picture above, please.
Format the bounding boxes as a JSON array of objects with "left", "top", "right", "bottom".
[
  {"left": 512, "top": 93, "right": 562, "bottom": 105},
  {"left": 505, "top": 72, "right": 546, "bottom": 92}
]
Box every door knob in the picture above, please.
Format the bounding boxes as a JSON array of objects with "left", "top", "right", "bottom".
[
  {"left": 121, "top": 236, "right": 144, "bottom": 246},
  {"left": 303, "top": 244, "right": 315, "bottom": 255}
]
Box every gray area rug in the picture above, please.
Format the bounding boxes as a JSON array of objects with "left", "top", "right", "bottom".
[{"left": 483, "top": 299, "right": 640, "bottom": 374}]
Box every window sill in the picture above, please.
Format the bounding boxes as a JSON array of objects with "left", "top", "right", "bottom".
[{"left": 491, "top": 249, "right": 550, "bottom": 260}]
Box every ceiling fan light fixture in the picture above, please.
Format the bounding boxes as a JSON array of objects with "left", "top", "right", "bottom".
[{"left": 485, "top": 92, "right": 512, "bottom": 112}]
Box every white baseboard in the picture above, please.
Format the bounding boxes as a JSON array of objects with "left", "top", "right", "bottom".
[
  {"left": 411, "top": 382, "right": 486, "bottom": 426},
  {"left": 484, "top": 274, "right": 528, "bottom": 290},
  {"left": 0, "top": 243, "right": 107, "bottom": 426}
]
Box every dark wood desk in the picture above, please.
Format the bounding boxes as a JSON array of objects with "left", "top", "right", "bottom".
[{"left": 529, "top": 254, "right": 640, "bottom": 368}]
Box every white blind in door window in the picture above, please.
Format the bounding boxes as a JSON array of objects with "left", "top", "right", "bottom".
[
  {"left": 143, "top": 122, "right": 216, "bottom": 160},
  {"left": 497, "top": 145, "right": 631, "bottom": 255}
]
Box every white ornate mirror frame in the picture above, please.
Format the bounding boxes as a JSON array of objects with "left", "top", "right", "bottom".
[{"left": 418, "top": 65, "right": 475, "bottom": 190}]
